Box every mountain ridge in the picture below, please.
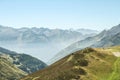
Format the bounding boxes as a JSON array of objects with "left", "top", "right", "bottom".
[
  {"left": 48, "top": 24, "right": 120, "bottom": 64},
  {"left": 0, "top": 25, "right": 98, "bottom": 43}
]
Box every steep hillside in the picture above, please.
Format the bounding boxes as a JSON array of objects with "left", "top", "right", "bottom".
[
  {"left": 0, "top": 47, "right": 47, "bottom": 73},
  {"left": 49, "top": 24, "right": 120, "bottom": 64},
  {"left": 21, "top": 46, "right": 120, "bottom": 80},
  {"left": 0, "top": 56, "right": 27, "bottom": 80},
  {"left": 92, "top": 32, "right": 120, "bottom": 47}
]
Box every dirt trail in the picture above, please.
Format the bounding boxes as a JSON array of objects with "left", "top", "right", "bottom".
[{"left": 113, "top": 52, "right": 120, "bottom": 57}]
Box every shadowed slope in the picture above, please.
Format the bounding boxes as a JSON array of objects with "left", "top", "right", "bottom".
[
  {"left": 0, "top": 47, "right": 47, "bottom": 74},
  {"left": 0, "top": 57, "right": 27, "bottom": 80}
]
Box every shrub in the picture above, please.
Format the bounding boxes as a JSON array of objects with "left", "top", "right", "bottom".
[{"left": 75, "top": 59, "right": 88, "bottom": 66}]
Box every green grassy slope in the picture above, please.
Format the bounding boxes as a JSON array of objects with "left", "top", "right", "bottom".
[
  {"left": 0, "top": 57, "right": 27, "bottom": 80},
  {"left": 0, "top": 47, "right": 47, "bottom": 74},
  {"left": 21, "top": 46, "right": 120, "bottom": 80},
  {"left": 109, "top": 57, "right": 120, "bottom": 80}
]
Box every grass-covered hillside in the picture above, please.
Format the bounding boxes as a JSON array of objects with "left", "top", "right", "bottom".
[
  {"left": 0, "top": 56, "right": 27, "bottom": 80},
  {"left": 21, "top": 46, "right": 120, "bottom": 80},
  {"left": 0, "top": 47, "right": 47, "bottom": 74}
]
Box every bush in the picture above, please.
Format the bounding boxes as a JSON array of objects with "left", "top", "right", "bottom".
[
  {"left": 79, "top": 68, "right": 86, "bottom": 75},
  {"left": 75, "top": 59, "right": 88, "bottom": 66}
]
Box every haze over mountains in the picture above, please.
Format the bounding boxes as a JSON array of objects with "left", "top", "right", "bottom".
[
  {"left": 0, "top": 24, "right": 120, "bottom": 80},
  {"left": 49, "top": 24, "right": 120, "bottom": 64},
  {"left": 0, "top": 25, "right": 98, "bottom": 62},
  {"left": 0, "top": 0, "right": 120, "bottom": 80},
  {"left": 21, "top": 25, "right": 120, "bottom": 80}
]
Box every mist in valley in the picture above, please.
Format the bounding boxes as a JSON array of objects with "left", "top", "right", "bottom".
[{"left": 0, "top": 40, "right": 79, "bottom": 63}]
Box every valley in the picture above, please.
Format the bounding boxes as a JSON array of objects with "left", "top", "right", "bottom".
[
  {"left": 0, "top": 25, "right": 98, "bottom": 63},
  {"left": 0, "top": 24, "right": 120, "bottom": 80},
  {"left": 0, "top": 1, "right": 120, "bottom": 80}
]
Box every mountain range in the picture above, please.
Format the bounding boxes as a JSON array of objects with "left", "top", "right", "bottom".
[
  {"left": 0, "top": 25, "right": 98, "bottom": 62},
  {"left": 49, "top": 24, "right": 120, "bottom": 64},
  {"left": 0, "top": 25, "right": 98, "bottom": 43},
  {"left": 0, "top": 24, "right": 120, "bottom": 80}
]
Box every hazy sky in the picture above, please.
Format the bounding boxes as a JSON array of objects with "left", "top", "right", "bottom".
[{"left": 0, "top": 0, "right": 120, "bottom": 31}]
